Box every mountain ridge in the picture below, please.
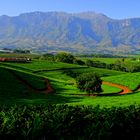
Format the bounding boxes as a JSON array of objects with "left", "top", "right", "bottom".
[{"left": 0, "top": 11, "right": 140, "bottom": 54}]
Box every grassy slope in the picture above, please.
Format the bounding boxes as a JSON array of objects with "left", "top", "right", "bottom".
[
  {"left": 79, "top": 57, "right": 120, "bottom": 64},
  {"left": 79, "top": 57, "right": 140, "bottom": 64},
  {"left": 2, "top": 58, "right": 140, "bottom": 107},
  {"left": 0, "top": 65, "right": 46, "bottom": 89},
  {"left": 101, "top": 84, "right": 121, "bottom": 94},
  {"left": 0, "top": 66, "right": 52, "bottom": 104},
  {"left": 1, "top": 60, "right": 85, "bottom": 71},
  {"left": 67, "top": 67, "right": 125, "bottom": 77},
  {"left": 103, "top": 72, "right": 140, "bottom": 90},
  {"left": 0, "top": 66, "right": 85, "bottom": 105},
  {"left": 1, "top": 66, "right": 140, "bottom": 107},
  {"left": 68, "top": 91, "right": 140, "bottom": 107},
  {"left": 1, "top": 60, "right": 125, "bottom": 76},
  {"left": 39, "top": 70, "right": 121, "bottom": 95},
  {"left": 12, "top": 69, "right": 46, "bottom": 89},
  {"left": 0, "top": 67, "right": 27, "bottom": 97}
]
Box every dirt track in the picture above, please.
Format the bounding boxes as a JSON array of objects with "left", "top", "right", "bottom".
[
  {"left": 103, "top": 81, "right": 132, "bottom": 94},
  {"left": 9, "top": 70, "right": 54, "bottom": 94},
  {"left": 8, "top": 69, "right": 136, "bottom": 96},
  {"left": 71, "top": 81, "right": 133, "bottom": 97}
]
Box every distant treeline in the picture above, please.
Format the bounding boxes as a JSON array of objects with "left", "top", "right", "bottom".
[
  {"left": 0, "top": 48, "right": 31, "bottom": 54},
  {"left": 39, "top": 52, "right": 140, "bottom": 73},
  {"left": 75, "top": 53, "right": 128, "bottom": 58}
]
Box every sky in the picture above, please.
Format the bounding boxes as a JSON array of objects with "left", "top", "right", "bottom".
[{"left": 0, "top": 0, "right": 140, "bottom": 19}]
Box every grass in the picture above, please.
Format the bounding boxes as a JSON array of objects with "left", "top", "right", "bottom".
[
  {"left": 0, "top": 53, "right": 40, "bottom": 58},
  {"left": 38, "top": 70, "right": 121, "bottom": 95},
  {"left": 39, "top": 71, "right": 81, "bottom": 95},
  {"left": 1, "top": 65, "right": 46, "bottom": 89},
  {"left": 12, "top": 69, "right": 46, "bottom": 89},
  {"left": 68, "top": 91, "right": 140, "bottom": 107},
  {"left": 67, "top": 67, "right": 125, "bottom": 77},
  {"left": 0, "top": 66, "right": 51, "bottom": 104},
  {"left": 79, "top": 57, "right": 121, "bottom": 64},
  {"left": 1, "top": 59, "right": 126, "bottom": 77},
  {"left": 0, "top": 67, "right": 27, "bottom": 97},
  {"left": 101, "top": 84, "right": 121, "bottom": 94},
  {"left": 1, "top": 56, "right": 140, "bottom": 107},
  {"left": 103, "top": 72, "right": 140, "bottom": 90},
  {"left": 79, "top": 56, "right": 140, "bottom": 64},
  {"left": 1, "top": 60, "right": 85, "bottom": 71}
]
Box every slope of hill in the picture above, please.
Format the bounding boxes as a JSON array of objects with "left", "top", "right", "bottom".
[
  {"left": 0, "top": 66, "right": 49, "bottom": 104},
  {"left": 0, "top": 11, "right": 140, "bottom": 54}
]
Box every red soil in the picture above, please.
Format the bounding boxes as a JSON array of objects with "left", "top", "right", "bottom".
[
  {"left": 44, "top": 79, "right": 54, "bottom": 94},
  {"left": 9, "top": 69, "right": 134, "bottom": 96},
  {"left": 103, "top": 81, "right": 132, "bottom": 94},
  {"left": 9, "top": 70, "right": 54, "bottom": 94},
  {"left": 71, "top": 81, "right": 133, "bottom": 97}
]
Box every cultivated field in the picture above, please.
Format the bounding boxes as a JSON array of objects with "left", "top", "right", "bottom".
[{"left": 1, "top": 54, "right": 140, "bottom": 107}]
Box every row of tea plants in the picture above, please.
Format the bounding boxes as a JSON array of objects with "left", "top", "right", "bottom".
[{"left": 0, "top": 105, "right": 140, "bottom": 140}]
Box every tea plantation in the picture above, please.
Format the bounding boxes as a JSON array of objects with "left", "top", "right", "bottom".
[{"left": 1, "top": 55, "right": 140, "bottom": 139}]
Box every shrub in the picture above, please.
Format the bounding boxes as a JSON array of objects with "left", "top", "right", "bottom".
[
  {"left": 76, "top": 73, "right": 102, "bottom": 93},
  {"left": 62, "top": 70, "right": 79, "bottom": 78},
  {"left": 73, "top": 59, "right": 85, "bottom": 65},
  {"left": 55, "top": 52, "right": 75, "bottom": 63}
]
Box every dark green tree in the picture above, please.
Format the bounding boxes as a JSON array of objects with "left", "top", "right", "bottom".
[
  {"left": 85, "top": 59, "right": 94, "bottom": 67},
  {"left": 55, "top": 52, "right": 75, "bottom": 63},
  {"left": 76, "top": 73, "right": 102, "bottom": 94},
  {"left": 40, "top": 53, "right": 55, "bottom": 61},
  {"left": 73, "top": 59, "right": 85, "bottom": 65}
]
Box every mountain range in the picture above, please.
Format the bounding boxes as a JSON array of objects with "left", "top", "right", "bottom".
[{"left": 0, "top": 11, "right": 140, "bottom": 54}]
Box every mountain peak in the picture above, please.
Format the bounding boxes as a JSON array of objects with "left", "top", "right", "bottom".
[{"left": 73, "top": 11, "right": 111, "bottom": 21}]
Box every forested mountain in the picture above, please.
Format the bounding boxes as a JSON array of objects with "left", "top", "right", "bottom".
[{"left": 0, "top": 11, "right": 140, "bottom": 54}]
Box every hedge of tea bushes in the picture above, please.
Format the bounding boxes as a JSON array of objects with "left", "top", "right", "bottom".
[{"left": 0, "top": 104, "right": 140, "bottom": 140}]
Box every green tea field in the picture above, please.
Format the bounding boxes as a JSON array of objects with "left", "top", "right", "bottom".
[{"left": 1, "top": 54, "right": 140, "bottom": 107}]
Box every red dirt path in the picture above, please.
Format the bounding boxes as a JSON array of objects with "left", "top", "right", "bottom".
[
  {"left": 9, "top": 70, "right": 54, "bottom": 94},
  {"left": 9, "top": 69, "right": 134, "bottom": 96},
  {"left": 103, "top": 81, "right": 132, "bottom": 94},
  {"left": 71, "top": 81, "right": 133, "bottom": 97},
  {"left": 44, "top": 79, "right": 54, "bottom": 94}
]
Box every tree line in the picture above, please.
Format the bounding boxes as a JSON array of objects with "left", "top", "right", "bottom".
[{"left": 40, "top": 52, "right": 140, "bottom": 73}]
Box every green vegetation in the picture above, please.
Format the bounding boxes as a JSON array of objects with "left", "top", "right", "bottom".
[
  {"left": 79, "top": 57, "right": 124, "bottom": 64},
  {"left": 2, "top": 12, "right": 140, "bottom": 139},
  {"left": 68, "top": 67, "right": 125, "bottom": 77},
  {"left": 55, "top": 52, "right": 76, "bottom": 63},
  {"left": 1, "top": 105, "right": 140, "bottom": 140},
  {"left": 103, "top": 72, "right": 140, "bottom": 90},
  {"left": 39, "top": 70, "right": 122, "bottom": 96},
  {"left": 1, "top": 60, "right": 85, "bottom": 71},
  {"left": 11, "top": 69, "right": 46, "bottom": 89},
  {"left": 0, "top": 67, "right": 27, "bottom": 100},
  {"left": 2, "top": 54, "right": 140, "bottom": 139},
  {"left": 1, "top": 53, "right": 140, "bottom": 107},
  {"left": 0, "top": 66, "right": 50, "bottom": 104},
  {"left": 79, "top": 57, "right": 140, "bottom": 72},
  {"left": 1, "top": 65, "right": 46, "bottom": 89},
  {"left": 76, "top": 73, "right": 102, "bottom": 93},
  {"left": 101, "top": 84, "right": 121, "bottom": 94}
]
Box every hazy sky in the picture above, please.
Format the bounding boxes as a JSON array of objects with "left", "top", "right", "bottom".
[{"left": 0, "top": 0, "right": 140, "bottom": 19}]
